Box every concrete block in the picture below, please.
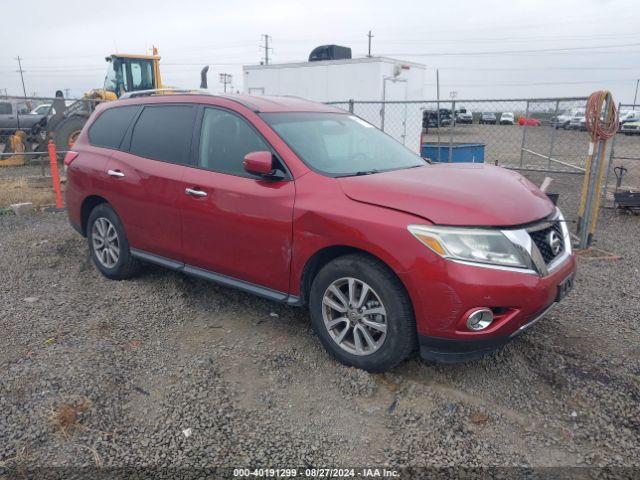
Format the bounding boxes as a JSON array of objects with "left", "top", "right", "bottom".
[{"left": 10, "top": 202, "right": 34, "bottom": 216}]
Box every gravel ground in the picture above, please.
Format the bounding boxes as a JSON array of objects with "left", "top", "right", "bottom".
[{"left": 0, "top": 174, "right": 639, "bottom": 476}]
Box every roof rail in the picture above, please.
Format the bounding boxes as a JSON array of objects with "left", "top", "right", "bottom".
[{"left": 120, "top": 88, "right": 213, "bottom": 99}]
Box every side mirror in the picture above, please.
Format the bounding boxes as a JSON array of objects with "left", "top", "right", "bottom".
[{"left": 243, "top": 151, "right": 277, "bottom": 177}]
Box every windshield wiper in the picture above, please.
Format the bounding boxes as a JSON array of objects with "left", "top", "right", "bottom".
[{"left": 335, "top": 169, "right": 380, "bottom": 178}]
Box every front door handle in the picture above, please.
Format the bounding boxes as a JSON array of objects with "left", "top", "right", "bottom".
[
  {"left": 107, "top": 169, "right": 125, "bottom": 178},
  {"left": 185, "top": 187, "right": 207, "bottom": 197}
]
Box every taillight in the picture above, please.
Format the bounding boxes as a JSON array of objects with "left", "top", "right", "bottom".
[{"left": 63, "top": 151, "right": 79, "bottom": 168}]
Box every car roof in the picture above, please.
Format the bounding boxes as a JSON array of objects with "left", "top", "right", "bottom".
[
  {"left": 222, "top": 94, "right": 343, "bottom": 113},
  {"left": 107, "top": 92, "right": 344, "bottom": 114}
]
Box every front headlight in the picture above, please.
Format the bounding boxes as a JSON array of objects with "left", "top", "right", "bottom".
[{"left": 408, "top": 225, "right": 530, "bottom": 269}]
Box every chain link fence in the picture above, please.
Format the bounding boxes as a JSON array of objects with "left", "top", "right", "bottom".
[
  {"left": 327, "top": 97, "right": 593, "bottom": 173},
  {"left": 0, "top": 94, "right": 93, "bottom": 211},
  {"left": 604, "top": 103, "right": 640, "bottom": 209},
  {"left": 327, "top": 97, "right": 640, "bottom": 235}
]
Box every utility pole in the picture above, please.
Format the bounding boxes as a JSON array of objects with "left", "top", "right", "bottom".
[
  {"left": 634, "top": 79, "right": 639, "bottom": 107},
  {"left": 64, "top": 88, "right": 71, "bottom": 98},
  {"left": 367, "top": 30, "right": 374, "bottom": 57},
  {"left": 219, "top": 73, "right": 232, "bottom": 93},
  {"left": 15, "top": 56, "right": 27, "bottom": 99},
  {"left": 260, "top": 34, "right": 273, "bottom": 65}
]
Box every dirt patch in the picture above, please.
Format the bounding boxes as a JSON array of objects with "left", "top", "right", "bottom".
[
  {"left": 0, "top": 176, "right": 56, "bottom": 207},
  {"left": 51, "top": 396, "right": 92, "bottom": 434}
]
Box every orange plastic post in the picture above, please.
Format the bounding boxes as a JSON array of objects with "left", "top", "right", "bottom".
[{"left": 47, "top": 140, "right": 64, "bottom": 209}]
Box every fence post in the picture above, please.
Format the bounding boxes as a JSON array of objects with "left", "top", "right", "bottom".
[
  {"left": 519, "top": 100, "right": 530, "bottom": 168},
  {"left": 47, "top": 140, "right": 64, "bottom": 209},
  {"left": 547, "top": 99, "right": 560, "bottom": 170},
  {"left": 578, "top": 94, "right": 612, "bottom": 248},
  {"left": 348, "top": 99, "right": 354, "bottom": 114},
  {"left": 448, "top": 100, "right": 455, "bottom": 163},
  {"left": 601, "top": 101, "right": 621, "bottom": 208}
]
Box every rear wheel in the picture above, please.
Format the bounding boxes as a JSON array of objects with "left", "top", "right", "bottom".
[
  {"left": 309, "top": 254, "right": 416, "bottom": 372},
  {"left": 87, "top": 204, "right": 140, "bottom": 280}
]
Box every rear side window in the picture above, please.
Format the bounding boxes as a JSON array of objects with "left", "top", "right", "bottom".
[
  {"left": 0, "top": 102, "right": 12, "bottom": 114},
  {"left": 129, "top": 105, "right": 196, "bottom": 164},
  {"left": 88, "top": 106, "right": 139, "bottom": 149}
]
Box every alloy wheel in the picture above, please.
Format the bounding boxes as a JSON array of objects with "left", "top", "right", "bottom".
[
  {"left": 321, "top": 277, "right": 388, "bottom": 356},
  {"left": 91, "top": 217, "right": 120, "bottom": 268}
]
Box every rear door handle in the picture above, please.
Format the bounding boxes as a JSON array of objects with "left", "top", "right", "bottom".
[
  {"left": 107, "top": 169, "right": 125, "bottom": 178},
  {"left": 185, "top": 187, "right": 207, "bottom": 197}
]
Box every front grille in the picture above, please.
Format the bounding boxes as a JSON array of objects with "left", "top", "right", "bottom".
[{"left": 529, "top": 222, "right": 564, "bottom": 264}]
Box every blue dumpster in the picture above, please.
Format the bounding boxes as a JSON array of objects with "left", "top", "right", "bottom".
[{"left": 421, "top": 142, "right": 485, "bottom": 163}]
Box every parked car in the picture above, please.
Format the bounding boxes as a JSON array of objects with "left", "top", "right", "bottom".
[
  {"left": 568, "top": 112, "right": 586, "bottom": 131},
  {"left": 553, "top": 108, "right": 584, "bottom": 129},
  {"left": 621, "top": 120, "right": 640, "bottom": 135},
  {"left": 518, "top": 117, "right": 542, "bottom": 126},
  {"left": 455, "top": 108, "right": 473, "bottom": 124},
  {"left": 619, "top": 109, "right": 640, "bottom": 128},
  {"left": 30, "top": 104, "right": 52, "bottom": 116},
  {"left": 0, "top": 99, "right": 47, "bottom": 138},
  {"left": 479, "top": 112, "right": 496, "bottom": 124},
  {"left": 65, "top": 93, "right": 576, "bottom": 372},
  {"left": 422, "top": 109, "right": 452, "bottom": 128},
  {"left": 499, "top": 112, "right": 515, "bottom": 125}
]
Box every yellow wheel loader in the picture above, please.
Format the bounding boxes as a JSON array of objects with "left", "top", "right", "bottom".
[{"left": 48, "top": 49, "right": 164, "bottom": 152}]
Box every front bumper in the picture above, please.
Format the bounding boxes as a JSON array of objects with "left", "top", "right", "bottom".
[
  {"left": 418, "top": 302, "right": 556, "bottom": 363},
  {"left": 405, "top": 252, "right": 577, "bottom": 363}
]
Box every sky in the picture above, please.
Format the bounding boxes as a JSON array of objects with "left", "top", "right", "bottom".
[{"left": 1, "top": 0, "right": 640, "bottom": 103}]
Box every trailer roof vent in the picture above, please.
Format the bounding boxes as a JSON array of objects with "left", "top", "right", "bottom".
[{"left": 308, "top": 45, "right": 352, "bottom": 62}]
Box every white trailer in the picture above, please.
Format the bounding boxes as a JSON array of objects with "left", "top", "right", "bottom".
[{"left": 243, "top": 57, "right": 428, "bottom": 151}]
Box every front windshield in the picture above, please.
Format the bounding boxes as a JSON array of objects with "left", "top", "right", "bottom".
[{"left": 261, "top": 112, "right": 425, "bottom": 177}]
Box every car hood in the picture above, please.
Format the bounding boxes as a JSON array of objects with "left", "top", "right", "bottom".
[{"left": 338, "top": 164, "right": 554, "bottom": 226}]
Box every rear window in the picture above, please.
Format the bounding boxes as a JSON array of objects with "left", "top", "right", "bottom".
[
  {"left": 88, "top": 106, "right": 139, "bottom": 149},
  {"left": 129, "top": 105, "right": 196, "bottom": 164}
]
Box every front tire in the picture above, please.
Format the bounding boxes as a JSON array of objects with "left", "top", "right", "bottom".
[
  {"left": 87, "top": 203, "right": 140, "bottom": 280},
  {"left": 52, "top": 115, "right": 87, "bottom": 152},
  {"left": 309, "top": 254, "right": 416, "bottom": 372}
]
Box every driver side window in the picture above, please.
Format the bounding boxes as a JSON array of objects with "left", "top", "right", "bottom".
[{"left": 198, "top": 108, "right": 272, "bottom": 177}]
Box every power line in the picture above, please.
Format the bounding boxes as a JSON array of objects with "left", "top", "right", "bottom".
[
  {"left": 431, "top": 78, "right": 639, "bottom": 88},
  {"left": 436, "top": 66, "right": 637, "bottom": 71},
  {"left": 260, "top": 34, "right": 272, "bottom": 65},
  {"left": 383, "top": 41, "right": 640, "bottom": 57},
  {"left": 378, "top": 32, "right": 640, "bottom": 46}
]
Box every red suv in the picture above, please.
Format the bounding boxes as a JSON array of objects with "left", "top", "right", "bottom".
[{"left": 65, "top": 93, "right": 576, "bottom": 372}]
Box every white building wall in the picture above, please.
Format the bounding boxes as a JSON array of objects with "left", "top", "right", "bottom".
[
  {"left": 243, "top": 57, "right": 427, "bottom": 152},
  {"left": 243, "top": 58, "right": 426, "bottom": 103}
]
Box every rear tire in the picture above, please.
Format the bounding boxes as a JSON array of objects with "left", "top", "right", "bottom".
[
  {"left": 309, "top": 254, "right": 416, "bottom": 372},
  {"left": 87, "top": 204, "right": 140, "bottom": 280}
]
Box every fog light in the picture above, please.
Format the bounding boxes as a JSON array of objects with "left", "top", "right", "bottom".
[{"left": 466, "top": 309, "right": 494, "bottom": 331}]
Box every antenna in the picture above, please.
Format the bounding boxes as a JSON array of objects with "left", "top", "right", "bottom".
[{"left": 367, "top": 30, "right": 374, "bottom": 58}]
